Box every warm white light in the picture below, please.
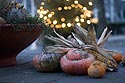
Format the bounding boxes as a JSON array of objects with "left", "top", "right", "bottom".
[
  {"left": 71, "top": 4, "right": 75, "bottom": 7},
  {"left": 86, "top": 14, "right": 91, "bottom": 17},
  {"left": 37, "top": 9, "right": 40, "bottom": 13},
  {"left": 66, "top": 0, "right": 69, "bottom": 1},
  {"left": 67, "top": 23, "right": 72, "bottom": 27},
  {"left": 76, "top": 23, "right": 81, "bottom": 26},
  {"left": 74, "top": 0, "right": 78, "bottom": 4},
  {"left": 62, "top": 23, "right": 66, "bottom": 28},
  {"left": 87, "top": 20, "right": 91, "bottom": 24},
  {"left": 61, "top": 18, "right": 65, "bottom": 22},
  {"left": 40, "top": 15, "right": 43, "bottom": 18},
  {"left": 80, "top": 19, "right": 84, "bottom": 22},
  {"left": 88, "top": 2, "right": 93, "bottom": 6},
  {"left": 58, "top": 7, "right": 62, "bottom": 11},
  {"left": 50, "top": 24, "right": 54, "bottom": 28},
  {"left": 48, "top": 14, "right": 52, "bottom": 18},
  {"left": 55, "top": 25, "right": 61, "bottom": 28},
  {"left": 64, "top": 6, "right": 68, "bottom": 10},
  {"left": 80, "top": 14, "right": 84, "bottom": 18},
  {"left": 43, "top": 11, "right": 47, "bottom": 15},
  {"left": 53, "top": 20, "right": 57, "bottom": 25},
  {"left": 40, "top": 7, "right": 43, "bottom": 10},
  {"left": 75, "top": 17, "right": 79, "bottom": 22},
  {"left": 83, "top": 7, "right": 87, "bottom": 10},
  {"left": 41, "top": 2, "right": 45, "bottom": 5},
  {"left": 68, "top": 6, "right": 71, "bottom": 10},
  {"left": 51, "top": 12, "right": 55, "bottom": 15},
  {"left": 43, "top": 16, "right": 47, "bottom": 20}
]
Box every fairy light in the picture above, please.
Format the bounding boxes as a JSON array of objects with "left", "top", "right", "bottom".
[
  {"left": 43, "top": 16, "right": 47, "bottom": 20},
  {"left": 58, "top": 7, "right": 62, "bottom": 11},
  {"left": 50, "top": 24, "right": 54, "bottom": 28},
  {"left": 41, "top": 2, "right": 45, "bottom": 5},
  {"left": 61, "top": 18, "right": 65, "bottom": 22},
  {"left": 64, "top": 6, "right": 68, "bottom": 10},
  {"left": 74, "top": 0, "right": 78, "bottom": 4},
  {"left": 53, "top": 20, "right": 57, "bottom": 25},
  {"left": 51, "top": 12, "right": 55, "bottom": 15},
  {"left": 75, "top": 17, "right": 79, "bottom": 22},
  {"left": 80, "top": 18, "right": 84, "bottom": 22},
  {"left": 88, "top": 2, "right": 93, "bottom": 6},
  {"left": 83, "top": 7, "right": 87, "bottom": 10},
  {"left": 71, "top": 4, "right": 75, "bottom": 7},
  {"left": 37, "top": 9, "right": 40, "bottom": 13},
  {"left": 67, "top": 23, "right": 72, "bottom": 27},
  {"left": 62, "top": 23, "right": 66, "bottom": 28},
  {"left": 40, "top": 15, "right": 43, "bottom": 18},
  {"left": 48, "top": 14, "right": 52, "bottom": 18},
  {"left": 43, "top": 11, "right": 47, "bottom": 15},
  {"left": 76, "top": 23, "right": 81, "bottom": 26},
  {"left": 37, "top": 1, "right": 93, "bottom": 28},
  {"left": 87, "top": 20, "right": 91, "bottom": 24},
  {"left": 68, "top": 6, "right": 71, "bottom": 10}
]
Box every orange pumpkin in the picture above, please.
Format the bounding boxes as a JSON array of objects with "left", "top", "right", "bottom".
[
  {"left": 112, "top": 53, "right": 122, "bottom": 64},
  {"left": 88, "top": 61, "right": 106, "bottom": 78},
  {"left": 60, "top": 49, "right": 95, "bottom": 75}
]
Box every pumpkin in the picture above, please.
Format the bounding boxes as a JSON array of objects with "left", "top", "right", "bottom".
[
  {"left": 121, "top": 56, "right": 125, "bottom": 66},
  {"left": 88, "top": 61, "right": 106, "bottom": 78},
  {"left": 60, "top": 49, "right": 95, "bottom": 75},
  {"left": 112, "top": 53, "right": 122, "bottom": 64},
  {"left": 32, "top": 52, "right": 63, "bottom": 72}
]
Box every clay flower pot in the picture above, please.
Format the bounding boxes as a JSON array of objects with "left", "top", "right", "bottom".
[{"left": 0, "top": 24, "right": 44, "bottom": 66}]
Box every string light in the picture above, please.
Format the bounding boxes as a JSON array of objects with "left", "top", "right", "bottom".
[
  {"left": 67, "top": 23, "right": 72, "bottom": 27},
  {"left": 37, "top": 1, "right": 93, "bottom": 28},
  {"left": 83, "top": 7, "right": 87, "bottom": 10},
  {"left": 74, "top": 0, "right": 79, "bottom": 4},
  {"left": 87, "top": 20, "right": 91, "bottom": 24},
  {"left": 80, "top": 18, "right": 84, "bottom": 22},
  {"left": 64, "top": 6, "right": 68, "bottom": 10},
  {"left": 88, "top": 2, "right": 93, "bottom": 6},
  {"left": 76, "top": 23, "right": 81, "bottom": 26},
  {"left": 61, "top": 18, "right": 65, "bottom": 22},
  {"left": 43, "top": 16, "right": 47, "bottom": 20},
  {"left": 41, "top": 2, "right": 45, "bottom": 5},
  {"left": 53, "top": 20, "right": 57, "bottom": 25},
  {"left": 62, "top": 23, "right": 66, "bottom": 28},
  {"left": 48, "top": 14, "right": 52, "bottom": 18},
  {"left": 58, "top": 7, "right": 62, "bottom": 11}
]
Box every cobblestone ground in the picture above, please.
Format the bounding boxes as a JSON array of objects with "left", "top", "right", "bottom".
[{"left": 0, "top": 35, "right": 125, "bottom": 83}]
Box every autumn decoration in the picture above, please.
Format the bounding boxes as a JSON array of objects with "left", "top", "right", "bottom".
[
  {"left": 60, "top": 48, "right": 95, "bottom": 75},
  {"left": 45, "top": 24, "right": 119, "bottom": 72},
  {"left": 88, "top": 61, "right": 106, "bottom": 78},
  {"left": 112, "top": 53, "right": 123, "bottom": 64},
  {"left": 32, "top": 52, "right": 63, "bottom": 72}
]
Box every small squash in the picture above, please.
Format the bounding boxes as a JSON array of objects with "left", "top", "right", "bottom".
[
  {"left": 112, "top": 53, "right": 122, "bottom": 64},
  {"left": 32, "top": 52, "right": 63, "bottom": 72},
  {"left": 60, "top": 49, "right": 95, "bottom": 75},
  {"left": 88, "top": 61, "right": 106, "bottom": 78}
]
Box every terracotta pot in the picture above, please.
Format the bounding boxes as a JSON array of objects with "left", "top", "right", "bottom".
[{"left": 0, "top": 24, "right": 44, "bottom": 66}]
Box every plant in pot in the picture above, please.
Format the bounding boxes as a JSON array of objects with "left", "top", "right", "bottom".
[{"left": 0, "top": 0, "right": 44, "bottom": 66}]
